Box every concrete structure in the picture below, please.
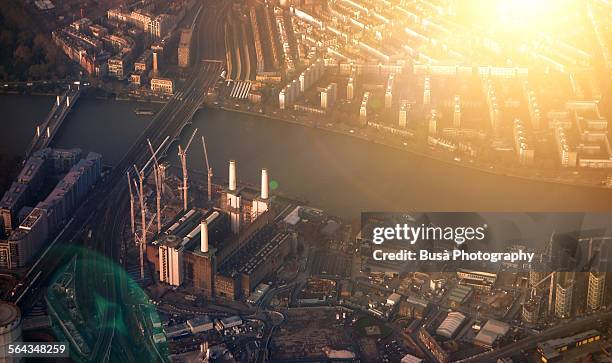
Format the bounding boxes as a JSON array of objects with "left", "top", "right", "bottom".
[
  {"left": 153, "top": 208, "right": 221, "bottom": 298},
  {"left": 386, "top": 292, "right": 401, "bottom": 306},
  {"left": 159, "top": 235, "right": 184, "bottom": 286},
  {"left": 401, "top": 354, "right": 423, "bottom": 363},
  {"left": 251, "top": 169, "right": 270, "bottom": 221},
  {"left": 0, "top": 302, "right": 21, "bottom": 363},
  {"left": 279, "top": 59, "right": 325, "bottom": 109},
  {"left": 428, "top": 111, "right": 438, "bottom": 135},
  {"left": 152, "top": 51, "right": 159, "bottom": 77},
  {"left": 419, "top": 328, "right": 450, "bottom": 363},
  {"left": 473, "top": 319, "right": 510, "bottom": 347},
  {"left": 522, "top": 296, "right": 543, "bottom": 324},
  {"left": 399, "top": 103, "right": 408, "bottom": 128},
  {"left": 225, "top": 160, "right": 243, "bottom": 235},
  {"left": 151, "top": 78, "right": 174, "bottom": 94},
  {"left": 360, "top": 92, "right": 370, "bottom": 125},
  {"left": 187, "top": 315, "right": 213, "bottom": 333},
  {"left": 555, "top": 272, "right": 575, "bottom": 319},
  {"left": 200, "top": 220, "right": 209, "bottom": 253},
  {"left": 385, "top": 74, "right": 395, "bottom": 108},
  {"left": 484, "top": 79, "right": 501, "bottom": 137},
  {"left": 346, "top": 77, "right": 354, "bottom": 100},
  {"left": 554, "top": 123, "right": 577, "bottom": 167},
  {"left": 217, "top": 316, "right": 242, "bottom": 330},
  {"left": 513, "top": 118, "right": 535, "bottom": 165},
  {"left": 587, "top": 272, "right": 605, "bottom": 310},
  {"left": 436, "top": 311, "right": 466, "bottom": 338},
  {"left": 0, "top": 151, "right": 101, "bottom": 269},
  {"left": 320, "top": 83, "right": 337, "bottom": 109},
  {"left": 178, "top": 29, "right": 193, "bottom": 68},
  {"left": 423, "top": 77, "right": 431, "bottom": 105},
  {"left": 453, "top": 95, "right": 461, "bottom": 128}
]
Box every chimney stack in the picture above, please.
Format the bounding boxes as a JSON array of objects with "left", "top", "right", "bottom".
[
  {"left": 153, "top": 51, "right": 159, "bottom": 77},
  {"left": 261, "top": 168, "right": 269, "bottom": 199},
  {"left": 228, "top": 160, "right": 236, "bottom": 191},
  {"left": 200, "top": 220, "right": 208, "bottom": 253}
]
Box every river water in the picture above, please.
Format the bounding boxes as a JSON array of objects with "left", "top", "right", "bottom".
[{"left": 2, "top": 94, "right": 611, "bottom": 219}]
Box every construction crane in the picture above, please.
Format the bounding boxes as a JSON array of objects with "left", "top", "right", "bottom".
[
  {"left": 132, "top": 167, "right": 146, "bottom": 281},
  {"left": 130, "top": 136, "right": 169, "bottom": 280},
  {"left": 178, "top": 128, "right": 198, "bottom": 211},
  {"left": 528, "top": 271, "right": 556, "bottom": 316},
  {"left": 147, "top": 139, "right": 162, "bottom": 234},
  {"left": 201, "top": 136, "right": 213, "bottom": 202}
]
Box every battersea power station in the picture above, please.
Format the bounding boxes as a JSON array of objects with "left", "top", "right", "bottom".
[{"left": 148, "top": 161, "right": 293, "bottom": 300}]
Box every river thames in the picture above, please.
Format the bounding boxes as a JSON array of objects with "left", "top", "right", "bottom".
[{"left": 2, "top": 94, "right": 611, "bottom": 219}]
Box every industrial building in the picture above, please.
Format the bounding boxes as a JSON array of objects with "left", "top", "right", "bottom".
[
  {"left": 398, "top": 296, "right": 429, "bottom": 319},
  {"left": 436, "top": 311, "right": 466, "bottom": 339},
  {"left": 473, "top": 319, "right": 510, "bottom": 347},
  {"left": 447, "top": 284, "right": 473, "bottom": 309},
  {"left": 457, "top": 268, "right": 497, "bottom": 290},
  {"left": 187, "top": 315, "right": 213, "bottom": 334},
  {"left": 152, "top": 162, "right": 291, "bottom": 302},
  {"left": 153, "top": 208, "right": 224, "bottom": 297},
  {"left": 216, "top": 316, "right": 242, "bottom": 331}
]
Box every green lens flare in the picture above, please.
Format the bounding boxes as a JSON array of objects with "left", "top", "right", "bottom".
[{"left": 270, "top": 180, "right": 279, "bottom": 190}]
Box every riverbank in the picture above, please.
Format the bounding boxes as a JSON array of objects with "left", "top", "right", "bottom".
[
  {"left": 5, "top": 93, "right": 612, "bottom": 218},
  {"left": 45, "top": 90, "right": 612, "bottom": 191},
  {"left": 3, "top": 92, "right": 611, "bottom": 196},
  {"left": 215, "top": 104, "right": 612, "bottom": 191}
]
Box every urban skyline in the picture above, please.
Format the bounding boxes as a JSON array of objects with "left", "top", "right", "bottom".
[{"left": 1, "top": 0, "right": 612, "bottom": 362}]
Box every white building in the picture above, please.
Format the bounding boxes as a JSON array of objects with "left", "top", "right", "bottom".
[
  {"left": 151, "top": 78, "right": 174, "bottom": 94},
  {"left": 159, "top": 236, "right": 183, "bottom": 286}
]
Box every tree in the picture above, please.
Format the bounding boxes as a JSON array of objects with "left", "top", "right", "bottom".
[
  {"left": 14, "top": 44, "right": 32, "bottom": 64},
  {"left": 28, "top": 63, "right": 49, "bottom": 79}
]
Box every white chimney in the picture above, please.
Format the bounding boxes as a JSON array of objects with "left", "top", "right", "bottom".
[
  {"left": 261, "top": 168, "right": 269, "bottom": 199},
  {"left": 200, "top": 220, "right": 208, "bottom": 253},
  {"left": 153, "top": 52, "right": 159, "bottom": 76},
  {"left": 228, "top": 160, "right": 236, "bottom": 191}
]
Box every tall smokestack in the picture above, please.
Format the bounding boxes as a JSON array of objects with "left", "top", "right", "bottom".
[
  {"left": 229, "top": 160, "right": 236, "bottom": 191},
  {"left": 153, "top": 52, "right": 159, "bottom": 77},
  {"left": 261, "top": 168, "right": 269, "bottom": 199},
  {"left": 200, "top": 220, "right": 208, "bottom": 253}
]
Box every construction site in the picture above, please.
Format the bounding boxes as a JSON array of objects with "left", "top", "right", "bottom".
[{"left": 123, "top": 127, "right": 299, "bottom": 303}]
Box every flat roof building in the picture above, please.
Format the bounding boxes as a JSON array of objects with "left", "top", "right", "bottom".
[
  {"left": 436, "top": 311, "right": 466, "bottom": 339},
  {"left": 178, "top": 29, "right": 193, "bottom": 68},
  {"left": 151, "top": 78, "right": 174, "bottom": 94},
  {"left": 473, "top": 319, "right": 510, "bottom": 347},
  {"left": 187, "top": 315, "right": 213, "bottom": 334}
]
